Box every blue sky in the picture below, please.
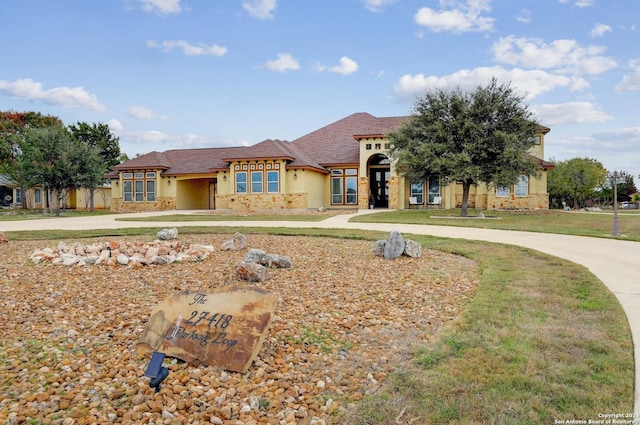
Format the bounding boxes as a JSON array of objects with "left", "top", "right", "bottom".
[{"left": 1, "top": 0, "right": 639, "bottom": 178}]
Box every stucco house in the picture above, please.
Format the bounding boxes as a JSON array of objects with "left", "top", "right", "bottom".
[{"left": 106, "top": 112, "right": 553, "bottom": 213}]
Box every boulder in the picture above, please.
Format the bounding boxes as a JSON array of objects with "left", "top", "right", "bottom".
[
  {"left": 245, "top": 248, "right": 266, "bottom": 263},
  {"left": 373, "top": 240, "right": 386, "bottom": 257},
  {"left": 234, "top": 261, "right": 269, "bottom": 282},
  {"left": 156, "top": 227, "right": 178, "bottom": 240},
  {"left": 220, "top": 232, "right": 247, "bottom": 251},
  {"left": 403, "top": 239, "right": 422, "bottom": 258},
  {"left": 383, "top": 230, "right": 405, "bottom": 260},
  {"left": 260, "top": 253, "right": 292, "bottom": 268}
]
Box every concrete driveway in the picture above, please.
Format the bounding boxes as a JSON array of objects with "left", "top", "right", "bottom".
[{"left": 3, "top": 209, "right": 639, "bottom": 411}]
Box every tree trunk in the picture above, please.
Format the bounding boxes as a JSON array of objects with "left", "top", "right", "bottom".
[
  {"left": 90, "top": 189, "right": 95, "bottom": 212},
  {"left": 460, "top": 182, "right": 471, "bottom": 217}
]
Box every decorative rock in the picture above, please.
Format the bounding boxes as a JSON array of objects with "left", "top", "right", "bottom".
[
  {"left": 234, "top": 260, "right": 269, "bottom": 282},
  {"left": 403, "top": 239, "right": 422, "bottom": 258},
  {"left": 0, "top": 231, "right": 8, "bottom": 243},
  {"left": 373, "top": 240, "right": 386, "bottom": 257},
  {"left": 245, "top": 248, "right": 266, "bottom": 263},
  {"left": 260, "top": 253, "right": 292, "bottom": 268},
  {"left": 29, "top": 239, "right": 214, "bottom": 267},
  {"left": 220, "top": 232, "right": 247, "bottom": 251},
  {"left": 156, "top": 227, "right": 178, "bottom": 240},
  {"left": 383, "top": 230, "right": 405, "bottom": 260}
]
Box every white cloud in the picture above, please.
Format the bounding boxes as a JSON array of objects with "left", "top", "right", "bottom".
[
  {"left": 615, "top": 60, "right": 640, "bottom": 92},
  {"left": 591, "top": 23, "right": 612, "bottom": 38},
  {"left": 243, "top": 0, "right": 278, "bottom": 19},
  {"left": 491, "top": 36, "right": 617, "bottom": 75},
  {"left": 393, "top": 66, "right": 589, "bottom": 103},
  {"left": 138, "top": 0, "right": 182, "bottom": 15},
  {"left": 515, "top": 9, "right": 532, "bottom": 24},
  {"left": 0, "top": 78, "right": 106, "bottom": 112},
  {"left": 557, "top": 0, "right": 594, "bottom": 6},
  {"left": 414, "top": 0, "right": 495, "bottom": 33},
  {"left": 265, "top": 53, "right": 300, "bottom": 72},
  {"left": 329, "top": 57, "right": 359, "bottom": 75},
  {"left": 147, "top": 40, "right": 227, "bottom": 56},
  {"left": 127, "top": 106, "right": 168, "bottom": 120},
  {"left": 363, "top": 0, "right": 398, "bottom": 13},
  {"left": 108, "top": 119, "right": 124, "bottom": 132},
  {"left": 531, "top": 102, "right": 612, "bottom": 126},
  {"left": 594, "top": 127, "right": 640, "bottom": 139}
]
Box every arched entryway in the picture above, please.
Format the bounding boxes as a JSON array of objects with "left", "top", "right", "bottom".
[{"left": 368, "top": 154, "right": 390, "bottom": 208}]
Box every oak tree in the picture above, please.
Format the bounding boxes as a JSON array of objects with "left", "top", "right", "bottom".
[{"left": 388, "top": 78, "right": 540, "bottom": 216}]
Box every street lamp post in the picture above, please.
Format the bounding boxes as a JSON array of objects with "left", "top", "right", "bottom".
[{"left": 612, "top": 171, "right": 621, "bottom": 237}]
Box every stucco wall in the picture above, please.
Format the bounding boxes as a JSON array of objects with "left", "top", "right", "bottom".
[
  {"left": 74, "top": 187, "right": 112, "bottom": 210},
  {"left": 176, "top": 179, "right": 211, "bottom": 209}
]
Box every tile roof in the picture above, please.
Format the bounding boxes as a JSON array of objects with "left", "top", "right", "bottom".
[
  {"left": 291, "top": 112, "right": 409, "bottom": 166},
  {"left": 111, "top": 113, "right": 409, "bottom": 175}
]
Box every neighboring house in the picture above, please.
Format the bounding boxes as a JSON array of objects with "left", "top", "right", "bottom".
[
  {"left": 0, "top": 174, "right": 20, "bottom": 208},
  {"left": 0, "top": 174, "right": 112, "bottom": 211},
  {"left": 107, "top": 112, "right": 553, "bottom": 213},
  {"left": 0, "top": 174, "right": 49, "bottom": 210}
]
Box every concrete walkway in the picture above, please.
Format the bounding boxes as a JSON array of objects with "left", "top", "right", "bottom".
[{"left": 3, "top": 209, "right": 639, "bottom": 411}]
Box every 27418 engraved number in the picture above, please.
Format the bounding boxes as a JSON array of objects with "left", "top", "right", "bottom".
[{"left": 185, "top": 311, "right": 233, "bottom": 329}]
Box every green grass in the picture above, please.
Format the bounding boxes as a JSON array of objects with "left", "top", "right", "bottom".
[
  {"left": 342, "top": 237, "right": 632, "bottom": 424},
  {"left": 1, "top": 217, "right": 634, "bottom": 424},
  {"left": 117, "top": 213, "right": 332, "bottom": 222},
  {"left": 351, "top": 208, "right": 640, "bottom": 241},
  {"left": 0, "top": 209, "right": 112, "bottom": 221}
]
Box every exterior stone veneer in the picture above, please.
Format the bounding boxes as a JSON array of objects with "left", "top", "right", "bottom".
[
  {"left": 217, "top": 193, "right": 308, "bottom": 211},
  {"left": 358, "top": 177, "right": 370, "bottom": 209},
  {"left": 455, "top": 193, "right": 550, "bottom": 210},
  {"left": 111, "top": 197, "right": 176, "bottom": 213}
]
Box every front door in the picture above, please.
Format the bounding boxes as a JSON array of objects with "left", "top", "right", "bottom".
[{"left": 370, "top": 169, "right": 390, "bottom": 208}]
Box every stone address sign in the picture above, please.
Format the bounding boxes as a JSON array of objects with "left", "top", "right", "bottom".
[{"left": 137, "top": 287, "right": 278, "bottom": 373}]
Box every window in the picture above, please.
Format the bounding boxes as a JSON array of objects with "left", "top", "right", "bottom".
[
  {"left": 331, "top": 168, "right": 358, "bottom": 205},
  {"left": 267, "top": 171, "right": 279, "bottom": 193},
  {"left": 123, "top": 180, "right": 132, "bottom": 201},
  {"left": 428, "top": 176, "right": 440, "bottom": 204},
  {"left": 515, "top": 175, "right": 529, "bottom": 197},
  {"left": 135, "top": 180, "right": 144, "bottom": 201},
  {"left": 529, "top": 135, "right": 541, "bottom": 145},
  {"left": 146, "top": 180, "right": 156, "bottom": 201},
  {"left": 123, "top": 171, "right": 156, "bottom": 202},
  {"left": 346, "top": 175, "right": 357, "bottom": 204},
  {"left": 331, "top": 169, "right": 343, "bottom": 204},
  {"left": 236, "top": 169, "right": 280, "bottom": 193},
  {"left": 15, "top": 189, "right": 22, "bottom": 204},
  {"left": 34, "top": 188, "right": 42, "bottom": 204},
  {"left": 411, "top": 182, "right": 424, "bottom": 204},
  {"left": 496, "top": 186, "right": 510, "bottom": 197},
  {"left": 251, "top": 171, "right": 263, "bottom": 193},
  {"left": 236, "top": 172, "right": 247, "bottom": 193},
  {"left": 366, "top": 143, "right": 372, "bottom": 150}
]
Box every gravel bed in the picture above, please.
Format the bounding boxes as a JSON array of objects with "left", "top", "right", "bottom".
[{"left": 0, "top": 234, "right": 478, "bottom": 424}]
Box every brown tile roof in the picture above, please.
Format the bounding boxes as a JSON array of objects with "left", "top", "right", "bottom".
[
  {"left": 109, "top": 113, "right": 413, "bottom": 175},
  {"left": 291, "top": 112, "right": 409, "bottom": 166}
]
